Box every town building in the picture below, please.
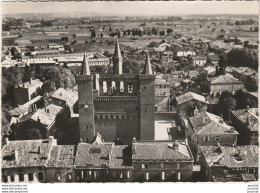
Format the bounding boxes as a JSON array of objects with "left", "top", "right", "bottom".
[
  {"left": 45, "top": 145, "right": 76, "bottom": 183},
  {"left": 175, "top": 91, "right": 208, "bottom": 119},
  {"left": 231, "top": 107, "right": 258, "bottom": 145},
  {"left": 74, "top": 134, "right": 132, "bottom": 182},
  {"left": 1, "top": 137, "right": 56, "bottom": 183},
  {"left": 232, "top": 67, "right": 258, "bottom": 91},
  {"left": 183, "top": 111, "right": 238, "bottom": 161},
  {"left": 155, "top": 77, "right": 171, "bottom": 112},
  {"left": 11, "top": 104, "right": 64, "bottom": 140},
  {"left": 14, "top": 79, "right": 43, "bottom": 105},
  {"left": 76, "top": 39, "right": 156, "bottom": 144},
  {"left": 208, "top": 74, "right": 244, "bottom": 96},
  {"left": 9, "top": 96, "right": 42, "bottom": 125},
  {"left": 192, "top": 56, "right": 207, "bottom": 66},
  {"left": 132, "top": 140, "right": 194, "bottom": 182},
  {"left": 199, "top": 144, "right": 258, "bottom": 182},
  {"left": 207, "top": 53, "right": 219, "bottom": 66}
]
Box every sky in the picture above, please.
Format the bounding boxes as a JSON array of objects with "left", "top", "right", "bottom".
[{"left": 2, "top": 1, "right": 259, "bottom": 16}]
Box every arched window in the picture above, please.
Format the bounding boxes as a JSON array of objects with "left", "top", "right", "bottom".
[
  {"left": 103, "top": 81, "right": 107, "bottom": 94},
  {"left": 128, "top": 81, "right": 133, "bottom": 93},
  {"left": 111, "top": 81, "right": 116, "bottom": 93},
  {"left": 120, "top": 81, "right": 124, "bottom": 93}
]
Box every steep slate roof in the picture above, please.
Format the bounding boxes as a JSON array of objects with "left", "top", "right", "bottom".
[
  {"left": 189, "top": 112, "right": 237, "bottom": 135},
  {"left": 231, "top": 108, "right": 258, "bottom": 131},
  {"left": 2, "top": 139, "right": 54, "bottom": 168},
  {"left": 81, "top": 53, "right": 91, "bottom": 75},
  {"left": 143, "top": 51, "right": 153, "bottom": 75},
  {"left": 114, "top": 39, "right": 122, "bottom": 58},
  {"left": 74, "top": 142, "right": 114, "bottom": 168},
  {"left": 200, "top": 145, "right": 259, "bottom": 168},
  {"left": 132, "top": 141, "right": 193, "bottom": 161},
  {"left": 46, "top": 145, "right": 75, "bottom": 168},
  {"left": 210, "top": 74, "right": 242, "bottom": 84},
  {"left": 175, "top": 92, "right": 208, "bottom": 105}
]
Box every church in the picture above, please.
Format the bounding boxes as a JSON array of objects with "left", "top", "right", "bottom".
[{"left": 76, "top": 40, "right": 156, "bottom": 144}]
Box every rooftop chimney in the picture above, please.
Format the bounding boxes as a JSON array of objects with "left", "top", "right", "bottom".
[
  {"left": 194, "top": 106, "right": 198, "bottom": 116},
  {"left": 46, "top": 109, "right": 49, "bottom": 113},
  {"left": 37, "top": 117, "right": 40, "bottom": 123},
  {"left": 79, "top": 138, "right": 83, "bottom": 143},
  {"left": 133, "top": 137, "right": 136, "bottom": 143},
  {"left": 13, "top": 150, "right": 18, "bottom": 161},
  {"left": 246, "top": 115, "right": 251, "bottom": 125},
  {"left": 48, "top": 136, "right": 56, "bottom": 145},
  {"left": 3, "top": 138, "right": 9, "bottom": 146},
  {"left": 219, "top": 119, "right": 224, "bottom": 124},
  {"left": 132, "top": 147, "right": 136, "bottom": 154},
  {"left": 230, "top": 127, "right": 235, "bottom": 133},
  {"left": 173, "top": 143, "right": 179, "bottom": 150},
  {"left": 38, "top": 145, "right": 41, "bottom": 154}
]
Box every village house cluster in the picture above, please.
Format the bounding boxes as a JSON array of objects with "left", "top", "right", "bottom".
[{"left": 1, "top": 14, "right": 259, "bottom": 183}]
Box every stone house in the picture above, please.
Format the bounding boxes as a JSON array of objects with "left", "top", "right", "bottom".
[
  {"left": 208, "top": 74, "right": 244, "bottom": 96},
  {"left": 199, "top": 145, "right": 258, "bottom": 181},
  {"left": 132, "top": 141, "right": 194, "bottom": 182},
  {"left": 184, "top": 111, "right": 238, "bottom": 161},
  {"left": 231, "top": 108, "right": 258, "bottom": 145},
  {"left": 175, "top": 92, "right": 208, "bottom": 119},
  {"left": 1, "top": 137, "right": 56, "bottom": 183},
  {"left": 155, "top": 77, "right": 171, "bottom": 112},
  {"left": 14, "top": 79, "right": 43, "bottom": 105}
]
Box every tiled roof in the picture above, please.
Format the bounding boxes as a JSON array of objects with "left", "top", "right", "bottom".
[
  {"left": 9, "top": 96, "right": 42, "bottom": 116},
  {"left": 208, "top": 54, "right": 219, "bottom": 61},
  {"left": 46, "top": 145, "right": 75, "bottom": 168},
  {"left": 30, "top": 104, "right": 63, "bottom": 128},
  {"left": 212, "top": 174, "right": 256, "bottom": 182},
  {"left": 110, "top": 145, "right": 132, "bottom": 169},
  {"left": 175, "top": 92, "right": 208, "bottom": 105},
  {"left": 189, "top": 112, "right": 237, "bottom": 135},
  {"left": 74, "top": 142, "right": 114, "bottom": 168},
  {"left": 200, "top": 145, "right": 259, "bottom": 168},
  {"left": 51, "top": 88, "right": 78, "bottom": 107},
  {"left": 210, "top": 74, "right": 242, "bottom": 84},
  {"left": 231, "top": 108, "right": 258, "bottom": 131},
  {"left": 155, "top": 78, "right": 169, "bottom": 85},
  {"left": 132, "top": 141, "right": 193, "bottom": 161},
  {"left": 2, "top": 139, "right": 53, "bottom": 168}
]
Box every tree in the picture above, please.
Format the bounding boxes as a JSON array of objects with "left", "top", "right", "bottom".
[
  {"left": 123, "top": 59, "right": 141, "bottom": 73},
  {"left": 42, "top": 80, "right": 56, "bottom": 93},
  {"left": 61, "top": 36, "right": 69, "bottom": 42},
  {"left": 227, "top": 48, "right": 258, "bottom": 71},
  {"left": 167, "top": 29, "right": 173, "bottom": 35},
  {"left": 218, "top": 92, "right": 237, "bottom": 121},
  {"left": 218, "top": 53, "right": 227, "bottom": 75},
  {"left": 41, "top": 66, "right": 61, "bottom": 87},
  {"left": 59, "top": 68, "right": 76, "bottom": 89},
  {"left": 22, "top": 64, "right": 34, "bottom": 83}
]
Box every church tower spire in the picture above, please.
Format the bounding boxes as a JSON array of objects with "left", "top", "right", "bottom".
[
  {"left": 82, "top": 53, "right": 90, "bottom": 75},
  {"left": 143, "top": 51, "right": 153, "bottom": 75},
  {"left": 113, "top": 39, "right": 123, "bottom": 74}
]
